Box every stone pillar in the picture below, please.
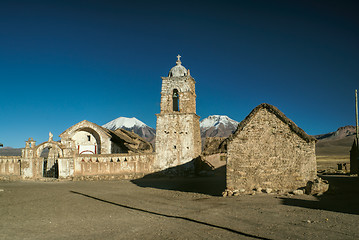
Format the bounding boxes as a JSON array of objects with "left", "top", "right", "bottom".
[{"left": 21, "top": 138, "right": 38, "bottom": 178}]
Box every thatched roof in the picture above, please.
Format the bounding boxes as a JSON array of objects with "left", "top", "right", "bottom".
[
  {"left": 227, "top": 103, "right": 316, "bottom": 143},
  {"left": 95, "top": 123, "right": 153, "bottom": 153}
]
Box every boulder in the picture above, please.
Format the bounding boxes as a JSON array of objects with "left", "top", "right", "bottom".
[
  {"left": 293, "top": 189, "right": 304, "bottom": 195},
  {"left": 264, "top": 188, "right": 272, "bottom": 194},
  {"left": 305, "top": 178, "right": 329, "bottom": 196}
]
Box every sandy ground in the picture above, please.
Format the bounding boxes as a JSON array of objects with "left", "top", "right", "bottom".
[{"left": 1, "top": 174, "right": 359, "bottom": 240}]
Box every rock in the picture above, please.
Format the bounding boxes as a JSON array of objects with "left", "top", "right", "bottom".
[
  {"left": 222, "top": 191, "right": 228, "bottom": 197},
  {"left": 293, "top": 189, "right": 304, "bottom": 195},
  {"left": 250, "top": 191, "right": 256, "bottom": 195},
  {"left": 264, "top": 188, "right": 272, "bottom": 194},
  {"left": 227, "top": 190, "right": 233, "bottom": 196},
  {"left": 255, "top": 187, "right": 262, "bottom": 192},
  {"left": 233, "top": 192, "right": 240, "bottom": 196},
  {"left": 305, "top": 178, "right": 329, "bottom": 195},
  {"left": 0, "top": 189, "right": 4, "bottom": 192},
  {"left": 239, "top": 189, "right": 246, "bottom": 193}
]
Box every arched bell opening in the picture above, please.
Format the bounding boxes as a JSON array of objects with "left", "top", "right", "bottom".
[{"left": 173, "top": 89, "right": 179, "bottom": 112}]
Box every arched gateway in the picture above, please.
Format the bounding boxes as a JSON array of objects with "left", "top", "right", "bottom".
[{"left": 36, "top": 141, "right": 64, "bottom": 178}]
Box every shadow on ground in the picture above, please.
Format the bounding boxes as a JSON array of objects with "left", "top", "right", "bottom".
[
  {"left": 70, "top": 190, "right": 271, "bottom": 240},
  {"left": 131, "top": 159, "right": 226, "bottom": 196},
  {"left": 281, "top": 175, "right": 359, "bottom": 215}
]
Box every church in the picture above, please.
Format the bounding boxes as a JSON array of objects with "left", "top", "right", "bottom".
[{"left": 0, "top": 55, "right": 202, "bottom": 180}]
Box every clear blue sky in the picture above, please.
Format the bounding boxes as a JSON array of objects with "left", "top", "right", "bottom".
[{"left": 0, "top": 0, "right": 358, "bottom": 148}]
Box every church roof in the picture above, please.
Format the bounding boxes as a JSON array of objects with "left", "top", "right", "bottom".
[{"left": 168, "top": 55, "right": 187, "bottom": 77}]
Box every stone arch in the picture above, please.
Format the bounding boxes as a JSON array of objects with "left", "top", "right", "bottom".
[
  {"left": 59, "top": 120, "right": 112, "bottom": 154},
  {"left": 72, "top": 127, "right": 102, "bottom": 154},
  {"left": 36, "top": 141, "right": 64, "bottom": 158}
]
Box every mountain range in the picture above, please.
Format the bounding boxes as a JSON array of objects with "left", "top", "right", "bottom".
[
  {"left": 315, "top": 125, "right": 357, "bottom": 156},
  {"left": 1, "top": 115, "right": 356, "bottom": 157},
  {"left": 102, "top": 115, "right": 239, "bottom": 145}
]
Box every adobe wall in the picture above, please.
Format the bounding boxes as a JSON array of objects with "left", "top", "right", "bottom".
[
  {"left": 227, "top": 109, "right": 317, "bottom": 192},
  {"left": 72, "top": 153, "right": 156, "bottom": 179},
  {"left": 0, "top": 156, "right": 21, "bottom": 180}
]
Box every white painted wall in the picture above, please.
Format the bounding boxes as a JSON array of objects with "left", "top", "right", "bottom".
[{"left": 73, "top": 131, "right": 98, "bottom": 154}]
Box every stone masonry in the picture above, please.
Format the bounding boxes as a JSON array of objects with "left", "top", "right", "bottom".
[
  {"left": 226, "top": 103, "right": 317, "bottom": 193},
  {"left": 155, "top": 55, "right": 202, "bottom": 170}
]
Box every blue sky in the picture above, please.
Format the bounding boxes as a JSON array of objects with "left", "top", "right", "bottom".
[{"left": 0, "top": 0, "right": 358, "bottom": 148}]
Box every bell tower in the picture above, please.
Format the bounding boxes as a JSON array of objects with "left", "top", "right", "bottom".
[{"left": 155, "top": 55, "right": 202, "bottom": 171}]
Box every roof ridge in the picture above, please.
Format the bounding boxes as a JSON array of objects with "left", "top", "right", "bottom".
[{"left": 228, "top": 103, "right": 316, "bottom": 143}]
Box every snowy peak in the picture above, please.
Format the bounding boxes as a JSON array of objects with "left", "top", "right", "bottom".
[
  {"left": 102, "top": 117, "right": 156, "bottom": 146},
  {"left": 103, "top": 117, "right": 146, "bottom": 130},
  {"left": 200, "top": 115, "right": 239, "bottom": 130},
  {"left": 200, "top": 115, "right": 239, "bottom": 138}
]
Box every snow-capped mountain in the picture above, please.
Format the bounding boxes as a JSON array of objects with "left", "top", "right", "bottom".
[
  {"left": 103, "top": 117, "right": 156, "bottom": 143},
  {"left": 200, "top": 115, "right": 239, "bottom": 138}
]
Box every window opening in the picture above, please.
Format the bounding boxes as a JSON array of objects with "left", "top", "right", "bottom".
[{"left": 173, "top": 89, "right": 179, "bottom": 112}]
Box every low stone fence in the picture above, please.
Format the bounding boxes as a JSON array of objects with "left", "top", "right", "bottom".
[
  {"left": 0, "top": 156, "right": 21, "bottom": 180},
  {"left": 72, "top": 153, "right": 156, "bottom": 179}
]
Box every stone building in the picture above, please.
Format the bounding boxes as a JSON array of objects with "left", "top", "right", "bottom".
[
  {"left": 226, "top": 103, "right": 317, "bottom": 193},
  {"left": 154, "top": 55, "right": 202, "bottom": 171}
]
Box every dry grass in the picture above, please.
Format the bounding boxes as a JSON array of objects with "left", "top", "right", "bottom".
[{"left": 316, "top": 155, "right": 349, "bottom": 172}]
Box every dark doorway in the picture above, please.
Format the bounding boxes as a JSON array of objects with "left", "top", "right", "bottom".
[
  {"left": 42, "top": 147, "right": 59, "bottom": 178},
  {"left": 43, "top": 160, "right": 59, "bottom": 178}
]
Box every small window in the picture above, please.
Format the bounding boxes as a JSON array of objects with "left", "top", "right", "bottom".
[
  {"left": 174, "top": 145, "right": 176, "bottom": 149},
  {"left": 87, "top": 135, "right": 91, "bottom": 141}
]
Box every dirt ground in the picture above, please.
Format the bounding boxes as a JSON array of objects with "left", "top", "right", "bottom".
[{"left": 1, "top": 174, "right": 359, "bottom": 240}]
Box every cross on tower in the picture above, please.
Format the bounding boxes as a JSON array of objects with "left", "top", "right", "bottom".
[{"left": 177, "top": 54, "right": 181, "bottom": 61}]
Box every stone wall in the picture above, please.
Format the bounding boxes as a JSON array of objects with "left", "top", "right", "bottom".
[
  {"left": 155, "top": 113, "right": 201, "bottom": 170},
  {"left": 159, "top": 76, "right": 196, "bottom": 114},
  {"left": 72, "top": 153, "right": 156, "bottom": 179},
  {"left": 227, "top": 107, "right": 317, "bottom": 193},
  {"left": 0, "top": 156, "right": 21, "bottom": 179}
]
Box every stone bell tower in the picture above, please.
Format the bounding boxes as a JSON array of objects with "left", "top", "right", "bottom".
[{"left": 155, "top": 55, "right": 202, "bottom": 171}]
